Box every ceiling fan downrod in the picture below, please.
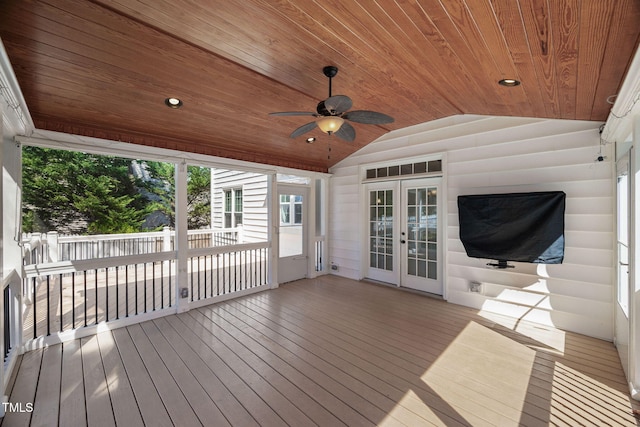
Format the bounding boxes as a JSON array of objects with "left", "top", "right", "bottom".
[{"left": 323, "top": 66, "right": 338, "bottom": 97}]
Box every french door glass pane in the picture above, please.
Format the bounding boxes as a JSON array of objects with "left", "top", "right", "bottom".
[
  {"left": 407, "top": 186, "right": 437, "bottom": 279},
  {"left": 369, "top": 190, "right": 393, "bottom": 271}
]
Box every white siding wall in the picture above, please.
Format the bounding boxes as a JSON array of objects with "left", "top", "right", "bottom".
[
  {"left": 211, "top": 169, "right": 268, "bottom": 243},
  {"left": 329, "top": 115, "right": 614, "bottom": 340}
]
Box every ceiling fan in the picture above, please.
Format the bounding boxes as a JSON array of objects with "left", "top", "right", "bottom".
[{"left": 269, "top": 66, "right": 394, "bottom": 142}]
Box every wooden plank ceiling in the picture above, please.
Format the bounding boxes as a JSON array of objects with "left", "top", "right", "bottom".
[{"left": 0, "top": 0, "right": 639, "bottom": 172}]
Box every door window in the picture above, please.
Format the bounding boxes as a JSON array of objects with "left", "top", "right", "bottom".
[
  {"left": 280, "top": 195, "right": 303, "bottom": 225},
  {"left": 279, "top": 193, "right": 304, "bottom": 258},
  {"left": 406, "top": 186, "right": 438, "bottom": 280},
  {"left": 369, "top": 189, "right": 394, "bottom": 271}
]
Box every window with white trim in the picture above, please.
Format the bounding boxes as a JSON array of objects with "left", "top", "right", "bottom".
[{"left": 224, "top": 188, "right": 243, "bottom": 227}]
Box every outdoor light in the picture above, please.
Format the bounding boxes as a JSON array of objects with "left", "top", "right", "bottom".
[
  {"left": 498, "top": 79, "right": 521, "bottom": 87},
  {"left": 316, "top": 116, "right": 344, "bottom": 134},
  {"left": 164, "top": 97, "right": 183, "bottom": 109}
]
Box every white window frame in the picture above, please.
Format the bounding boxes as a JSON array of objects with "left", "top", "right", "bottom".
[{"left": 224, "top": 187, "right": 243, "bottom": 228}]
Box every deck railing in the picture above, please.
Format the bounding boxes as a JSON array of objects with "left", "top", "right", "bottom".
[
  {"left": 188, "top": 242, "right": 270, "bottom": 304},
  {"left": 21, "top": 227, "right": 241, "bottom": 263},
  {"left": 18, "top": 228, "right": 324, "bottom": 348},
  {"left": 314, "top": 236, "right": 325, "bottom": 272},
  {"left": 3, "top": 269, "right": 22, "bottom": 389},
  {"left": 21, "top": 239, "right": 271, "bottom": 345},
  {"left": 23, "top": 252, "right": 176, "bottom": 340}
]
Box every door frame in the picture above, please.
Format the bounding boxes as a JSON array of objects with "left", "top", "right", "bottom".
[
  {"left": 277, "top": 184, "right": 310, "bottom": 284},
  {"left": 361, "top": 176, "right": 446, "bottom": 297}
]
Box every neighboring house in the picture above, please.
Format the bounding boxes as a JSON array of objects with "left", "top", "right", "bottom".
[{"left": 210, "top": 169, "right": 268, "bottom": 243}]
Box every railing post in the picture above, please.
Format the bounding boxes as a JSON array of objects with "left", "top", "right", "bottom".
[
  {"left": 237, "top": 224, "right": 244, "bottom": 244},
  {"left": 162, "top": 226, "right": 172, "bottom": 252},
  {"left": 47, "top": 231, "right": 59, "bottom": 263}
]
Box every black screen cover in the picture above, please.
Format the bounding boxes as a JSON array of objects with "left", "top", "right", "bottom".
[{"left": 457, "top": 191, "right": 565, "bottom": 264}]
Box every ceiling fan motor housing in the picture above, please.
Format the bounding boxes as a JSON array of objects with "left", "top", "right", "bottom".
[{"left": 316, "top": 101, "right": 332, "bottom": 116}]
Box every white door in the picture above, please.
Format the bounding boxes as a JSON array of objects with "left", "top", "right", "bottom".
[
  {"left": 616, "top": 152, "right": 630, "bottom": 378},
  {"left": 365, "top": 181, "right": 400, "bottom": 284},
  {"left": 400, "top": 178, "right": 443, "bottom": 294},
  {"left": 364, "top": 178, "right": 443, "bottom": 295},
  {"left": 278, "top": 185, "right": 308, "bottom": 283}
]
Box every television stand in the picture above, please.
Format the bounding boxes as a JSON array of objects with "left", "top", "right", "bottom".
[{"left": 487, "top": 260, "right": 514, "bottom": 269}]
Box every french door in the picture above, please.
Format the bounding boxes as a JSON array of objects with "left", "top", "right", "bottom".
[{"left": 365, "top": 178, "right": 443, "bottom": 295}]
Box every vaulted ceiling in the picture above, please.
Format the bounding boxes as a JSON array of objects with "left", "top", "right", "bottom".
[{"left": 1, "top": 1, "right": 639, "bottom": 172}]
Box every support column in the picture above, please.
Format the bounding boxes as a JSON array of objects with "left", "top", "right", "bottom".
[
  {"left": 175, "top": 161, "right": 189, "bottom": 312},
  {"left": 630, "top": 115, "right": 640, "bottom": 399},
  {"left": 268, "top": 173, "right": 278, "bottom": 288}
]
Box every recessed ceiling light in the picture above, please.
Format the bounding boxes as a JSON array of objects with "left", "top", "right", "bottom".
[
  {"left": 498, "top": 79, "right": 521, "bottom": 87},
  {"left": 306, "top": 137, "right": 316, "bottom": 143},
  {"left": 164, "top": 97, "right": 183, "bottom": 108}
]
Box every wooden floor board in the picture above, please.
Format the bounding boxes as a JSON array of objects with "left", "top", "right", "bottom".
[
  {"left": 29, "top": 345, "right": 61, "bottom": 427},
  {"left": 58, "top": 340, "right": 86, "bottom": 427},
  {"left": 95, "top": 331, "right": 144, "bottom": 427},
  {"left": 80, "top": 335, "right": 115, "bottom": 427},
  {"left": 2, "top": 349, "right": 41, "bottom": 427},
  {"left": 111, "top": 327, "right": 173, "bottom": 427},
  {"left": 3, "top": 276, "right": 639, "bottom": 426}
]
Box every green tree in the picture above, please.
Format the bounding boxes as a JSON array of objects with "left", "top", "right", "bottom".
[
  {"left": 22, "top": 147, "right": 213, "bottom": 235},
  {"left": 187, "top": 166, "right": 211, "bottom": 229},
  {"left": 22, "top": 147, "right": 149, "bottom": 234},
  {"left": 140, "top": 160, "right": 176, "bottom": 227}
]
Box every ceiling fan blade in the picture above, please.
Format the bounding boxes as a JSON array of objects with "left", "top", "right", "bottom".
[
  {"left": 334, "top": 121, "right": 355, "bottom": 142},
  {"left": 323, "top": 95, "right": 353, "bottom": 114},
  {"left": 343, "top": 110, "right": 394, "bottom": 124},
  {"left": 290, "top": 121, "right": 317, "bottom": 138},
  {"left": 269, "top": 111, "right": 316, "bottom": 116}
]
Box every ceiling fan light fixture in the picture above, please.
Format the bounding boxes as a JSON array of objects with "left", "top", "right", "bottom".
[
  {"left": 498, "top": 78, "right": 520, "bottom": 87},
  {"left": 164, "top": 97, "right": 183, "bottom": 108},
  {"left": 316, "top": 116, "right": 344, "bottom": 134}
]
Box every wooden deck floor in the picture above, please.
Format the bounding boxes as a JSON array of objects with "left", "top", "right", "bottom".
[{"left": 3, "top": 275, "right": 639, "bottom": 426}]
